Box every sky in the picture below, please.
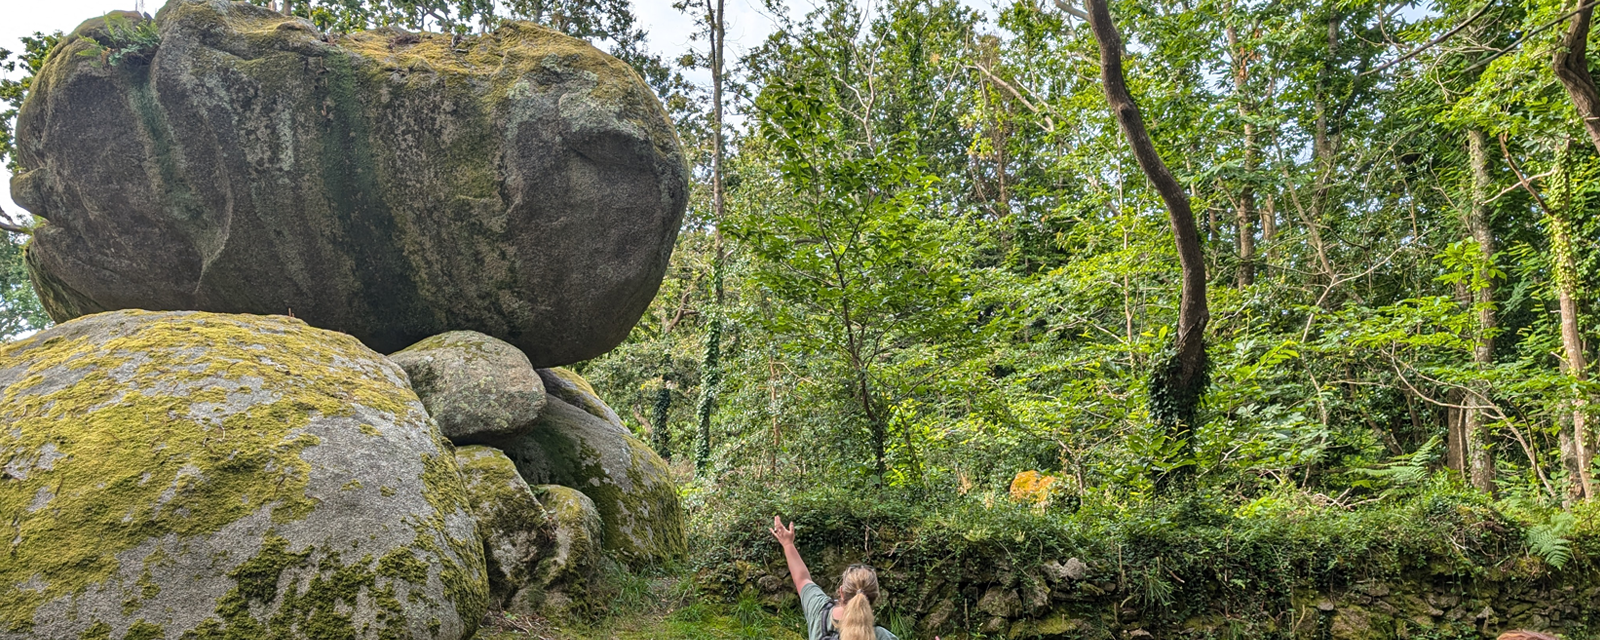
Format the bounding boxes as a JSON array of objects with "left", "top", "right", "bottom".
[{"left": 0, "top": 0, "right": 940, "bottom": 223}]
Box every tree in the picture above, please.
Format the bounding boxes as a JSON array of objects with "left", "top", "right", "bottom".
[{"left": 1083, "top": 0, "right": 1210, "bottom": 485}]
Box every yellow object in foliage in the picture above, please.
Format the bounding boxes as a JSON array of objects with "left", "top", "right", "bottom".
[{"left": 1009, "top": 470, "right": 1058, "bottom": 505}]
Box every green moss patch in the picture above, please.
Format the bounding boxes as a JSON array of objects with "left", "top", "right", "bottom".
[{"left": 0, "top": 310, "right": 421, "bottom": 631}]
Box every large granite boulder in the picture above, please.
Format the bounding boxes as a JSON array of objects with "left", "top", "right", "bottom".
[
  {"left": 392, "top": 331, "right": 546, "bottom": 445},
  {"left": 498, "top": 393, "right": 685, "bottom": 563},
  {"left": 0, "top": 310, "right": 488, "bottom": 639},
  {"left": 13, "top": 0, "right": 687, "bottom": 367}
]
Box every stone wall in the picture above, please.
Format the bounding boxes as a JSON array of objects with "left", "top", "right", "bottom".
[{"left": 717, "top": 549, "right": 1597, "bottom": 638}]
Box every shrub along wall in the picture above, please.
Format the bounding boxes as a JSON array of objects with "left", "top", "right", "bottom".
[{"left": 690, "top": 486, "right": 1600, "bottom": 639}]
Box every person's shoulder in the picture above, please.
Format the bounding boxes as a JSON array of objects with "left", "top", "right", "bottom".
[
  {"left": 875, "top": 626, "right": 897, "bottom": 640},
  {"left": 800, "top": 581, "right": 829, "bottom": 610}
]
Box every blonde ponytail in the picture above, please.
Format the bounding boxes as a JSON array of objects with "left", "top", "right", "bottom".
[
  {"left": 840, "top": 592, "right": 874, "bottom": 640},
  {"left": 837, "top": 564, "right": 880, "bottom": 640}
]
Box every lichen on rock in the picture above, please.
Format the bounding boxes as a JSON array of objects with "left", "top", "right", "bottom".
[
  {"left": 0, "top": 310, "right": 487, "bottom": 639},
  {"left": 537, "top": 367, "right": 623, "bottom": 431},
  {"left": 455, "top": 445, "right": 556, "bottom": 614},
  {"left": 392, "top": 331, "right": 547, "bottom": 445},
  {"left": 498, "top": 392, "right": 685, "bottom": 563},
  {"left": 531, "top": 484, "right": 605, "bottom": 615}
]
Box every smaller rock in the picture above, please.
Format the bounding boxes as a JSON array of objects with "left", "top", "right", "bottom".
[
  {"left": 758, "top": 574, "right": 786, "bottom": 594},
  {"left": 981, "top": 617, "right": 1008, "bottom": 634},
  {"left": 538, "top": 367, "right": 624, "bottom": 432},
  {"left": 455, "top": 446, "right": 553, "bottom": 613},
  {"left": 977, "top": 587, "right": 1021, "bottom": 618},
  {"left": 1129, "top": 630, "right": 1153, "bottom": 638},
  {"left": 1041, "top": 557, "right": 1089, "bottom": 584},
  {"left": 920, "top": 598, "right": 957, "bottom": 634},
  {"left": 391, "top": 331, "right": 546, "bottom": 444},
  {"left": 1022, "top": 575, "right": 1050, "bottom": 614},
  {"left": 526, "top": 485, "right": 605, "bottom": 616},
  {"left": 499, "top": 395, "right": 685, "bottom": 561}
]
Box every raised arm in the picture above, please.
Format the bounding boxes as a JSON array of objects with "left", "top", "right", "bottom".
[{"left": 769, "top": 516, "right": 812, "bottom": 596}]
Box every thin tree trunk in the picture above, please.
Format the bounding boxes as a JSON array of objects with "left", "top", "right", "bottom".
[
  {"left": 1554, "top": 1, "right": 1600, "bottom": 154},
  {"left": 1507, "top": 137, "right": 1592, "bottom": 500},
  {"left": 1551, "top": 5, "right": 1599, "bottom": 501},
  {"left": 1305, "top": 8, "right": 1339, "bottom": 285},
  {"left": 1228, "top": 24, "right": 1256, "bottom": 287},
  {"left": 1086, "top": 0, "right": 1210, "bottom": 478},
  {"left": 1465, "top": 130, "right": 1496, "bottom": 493},
  {"left": 695, "top": 0, "right": 727, "bottom": 475},
  {"left": 1261, "top": 192, "right": 1277, "bottom": 243},
  {"left": 1551, "top": 149, "right": 1592, "bottom": 501}
]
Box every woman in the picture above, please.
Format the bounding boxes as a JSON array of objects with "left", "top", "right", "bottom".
[{"left": 770, "top": 516, "right": 899, "bottom": 640}]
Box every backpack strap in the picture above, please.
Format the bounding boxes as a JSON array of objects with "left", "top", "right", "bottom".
[{"left": 819, "top": 600, "right": 840, "bottom": 640}]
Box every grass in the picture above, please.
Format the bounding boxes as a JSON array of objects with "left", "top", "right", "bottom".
[{"left": 475, "top": 569, "right": 806, "bottom": 640}]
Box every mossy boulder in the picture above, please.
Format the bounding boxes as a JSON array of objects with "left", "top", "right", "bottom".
[
  {"left": 499, "top": 396, "right": 685, "bottom": 563},
  {"left": 13, "top": 0, "right": 687, "bottom": 367},
  {"left": 392, "top": 331, "right": 546, "bottom": 445},
  {"left": 0, "top": 310, "right": 488, "bottom": 639},
  {"left": 531, "top": 484, "right": 605, "bottom": 616},
  {"left": 537, "top": 367, "right": 623, "bottom": 431},
  {"left": 455, "top": 446, "right": 557, "bottom": 615}
]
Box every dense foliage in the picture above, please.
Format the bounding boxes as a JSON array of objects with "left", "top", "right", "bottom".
[
  {"left": 3, "top": 0, "right": 1600, "bottom": 611},
  {"left": 577, "top": 0, "right": 1600, "bottom": 539}
]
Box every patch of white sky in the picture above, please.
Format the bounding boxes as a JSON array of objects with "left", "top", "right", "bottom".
[{"left": 0, "top": 0, "right": 997, "bottom": 223}]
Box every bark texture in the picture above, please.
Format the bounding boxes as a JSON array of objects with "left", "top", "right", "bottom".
[{"left": 1086, "top": 0, "right": 1210, "bottom": 471}]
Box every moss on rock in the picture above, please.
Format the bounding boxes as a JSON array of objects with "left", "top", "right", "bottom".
[
  {"left": 531, "top": 484, "right": 604, "bottom": 616},
  {"left": 14, "top": 0, "right": 687, "bottom": 367},
  {"left": 455, "top": 446, "right": 555, "bottom": 613},
  {"left": 499, "top": 395, "right": 685, "bottom": 564},
  {"left": 0, "top": 310, "right": 487, "bottom": 639},
  {"left": 536, "top": 367, "right": 623, "bottom": 430}
]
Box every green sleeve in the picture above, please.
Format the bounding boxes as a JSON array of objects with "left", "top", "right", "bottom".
[
  {"left": 800, "top": 582, "right": 832, "bottom": 640},
  {"left": 875, "top": 627, "right": 898, "bottom": 640}
]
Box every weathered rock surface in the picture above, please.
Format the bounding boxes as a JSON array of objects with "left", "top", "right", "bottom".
[
  {"left": 0, "top": 310, "right": 488, "bottom": 639},
  {"left": 499, "top": 393, "right": 685, "bottom": 562},
  {"left": 530, "top": 484, "right": 605, "bottom": 615},
  {"left": 538, "top": 366, "right": 623, "bottom": 430},
  {"left": 393, "top": 331, "right": 546, "bottom": 444},
  {"left": 455, "top": 445, "right": 555, "bottom": 614},
  {"left": 14, "top": 0, "right": 687, "bottom": 366}
]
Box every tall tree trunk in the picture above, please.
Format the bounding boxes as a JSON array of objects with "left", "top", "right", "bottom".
[
  {"left": 695, "top": 0, "right": 727, "bottom": 475},
  {"left": 1465, "top": 130, "right": 1497, "bottom": 493},
  {"left": 1228, "top": 24, "right": 1256, "bottom": 287},
  {"left": 1304, "top": 8, "right": 1339, "bottom": 284},
  {"left": 653, "top": 358, "right": 673, "bottom": 462},
  {"left": 1445, "top": 399, "right": 1467, "bottom": 473},
  {"left": 1551, "top": 152, "right": 1593, "bottom": 500},
  {"left": 1086, "top": 0, "right": 1210, "bottom": 485},
  {"left": 1554, "top": 1, "right": 1600, "bottom": 154},
  {"left": 1552, "top": 4, "right": 1599, "bottom": 501},
  {"left": 1261, "top": 192, "right": 1277, "bottom": 243}
]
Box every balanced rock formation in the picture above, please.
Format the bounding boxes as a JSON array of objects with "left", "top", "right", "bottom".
[
  {"left": 499, "top": 386, "right": 685, "bottom": 562},
  {"left": 13, "top": 0, "right": 687, "bottom": 366},
  {"left": 392, "top": 331, "right": 546, "bottom": 444},
  {"left": 0, "top": 310, "right": 488, "bottom": 639}
]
